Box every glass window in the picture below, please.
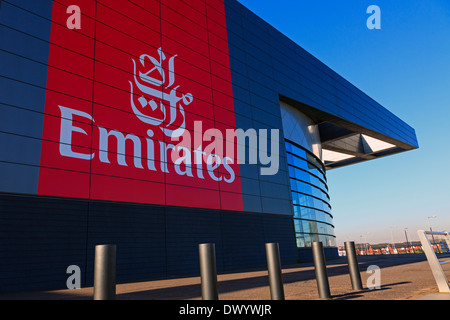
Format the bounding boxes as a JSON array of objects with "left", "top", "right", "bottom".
[
  {"left": 296, "top": 235, "right": 305, "bottom": 247},
  {"left": 285, "top": 143, "right": 292, "bottom": 153},
  {"left": 303, "top": 234, "right": 311, "bottom": 247},
  {"left": 285, "top": 139, "right": 335, "bottom": 248},
  {"left": 310, "top": 234, "right": 319, "bottom": 243},
  {"left": 293, "top": 205, "right": 301, "bottom": 218},
  {"left": 294, "top": 220, "right": 303, "bottom": 233},
  {"left": 319, "top": 235, "right": 328, "bottom": 244}
]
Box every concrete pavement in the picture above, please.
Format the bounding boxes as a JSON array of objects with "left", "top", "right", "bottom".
[{"left": 1, "top": 254, "right": 449, "bottom": 300}]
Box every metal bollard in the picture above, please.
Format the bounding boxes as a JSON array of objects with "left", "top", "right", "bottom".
[
  {"left": 199, "top": 243, "right": 219, "bottom": 300},
  {"left": 93, "top": 244, "right": 116, "bottom": 300},
  {"left": 312, "top": 241, "right": 331, "bottom": 299},
  {"left": 265, "top": 243, "right": 285, "bottom": 300},
  {"left": 344, "top": 241, "right": 363, "bottom": 290}
]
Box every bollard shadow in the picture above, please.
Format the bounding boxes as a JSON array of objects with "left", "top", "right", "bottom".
[
  {"left": 331, "top": 281, "right": 411, "bottom": 300},
  {"left": 115, "top": 259, "right": 412, "bottom": 300},
  {"left": 116, "top": 267, "right": 318, "bottom": 299},
  {"left": 116, "top": 255, "right": 429, "bottom": 300},
  {"left": 116, "top": 262, "right": 325, "bottom": 299},
  {"left": 0, "top": 253, "right": 438, "bottom": 300},
  {"left": 117, "top": 283, "right": 202, "bottom": 300}
]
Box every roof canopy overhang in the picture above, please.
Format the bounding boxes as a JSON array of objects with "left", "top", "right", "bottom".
[{"left": 280, "top": 95, "right": 418, "bottom": 170}]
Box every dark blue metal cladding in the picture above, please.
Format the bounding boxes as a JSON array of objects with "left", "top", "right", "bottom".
[
  {"left": 225, "top": 0, "right": 418, "bottom": 153},
  {"left": 0, "top": 0, "right": 53, "bottom": 194},
  {"left": 225, "top": 0, "right": 293, "bottom": 215}
]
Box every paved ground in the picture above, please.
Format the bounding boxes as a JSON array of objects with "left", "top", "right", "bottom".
[{"left": 1, "top": 254, "right": 449, "bottom": 300}]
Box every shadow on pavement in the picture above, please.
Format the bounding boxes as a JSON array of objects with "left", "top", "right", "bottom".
[
  {"left": 331, "top": 282, "right": 411, "bottom": 300},
  {"left": 0, "top": 253, "right": 445, "bottom": 300}
]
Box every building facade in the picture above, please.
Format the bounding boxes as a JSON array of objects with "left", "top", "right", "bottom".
[{"left": 0, "top": 0, "right": 418, "bottom": 293}]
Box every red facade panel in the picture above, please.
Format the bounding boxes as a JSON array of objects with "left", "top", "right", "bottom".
[{"left": 38, "top": 0, "right": 243, "bottom": 211}]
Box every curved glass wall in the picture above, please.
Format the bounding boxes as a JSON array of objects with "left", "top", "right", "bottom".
[{"left": 285, "top": 140, "right": 336, "bottom": 248}]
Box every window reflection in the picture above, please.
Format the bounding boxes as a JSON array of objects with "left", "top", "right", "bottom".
[{"left": 286, "top": 140, "right": 336, "bottom": 248}]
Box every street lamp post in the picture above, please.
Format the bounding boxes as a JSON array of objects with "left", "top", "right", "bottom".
[
  {"left": 389, "top": 226, "right": 397, "bottom": 254},
  {"left": 359, "top": 235, "right": 364, "bottom": 255},
  {"left": 404, "top": 228, "right": 411, "bottom": 253},
  {"left": 428, "top": 216, "right": 437, "bottom": 252}
]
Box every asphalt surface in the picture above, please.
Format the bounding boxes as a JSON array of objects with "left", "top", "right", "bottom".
[{"left": 1, "top": 253, "right": 449, "bottom": 300}]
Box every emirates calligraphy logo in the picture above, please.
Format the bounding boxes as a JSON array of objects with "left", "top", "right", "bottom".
[
  {"left": 57, "top": 48, "right": 280, "bottom": 178},
  {"left": 129, "top": 48, "right": 193, "bottom": 138}
]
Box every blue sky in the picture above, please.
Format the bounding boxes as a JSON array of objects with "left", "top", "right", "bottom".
[{"left": 237, "top": 0, "right": 450, "bottom": 245}]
